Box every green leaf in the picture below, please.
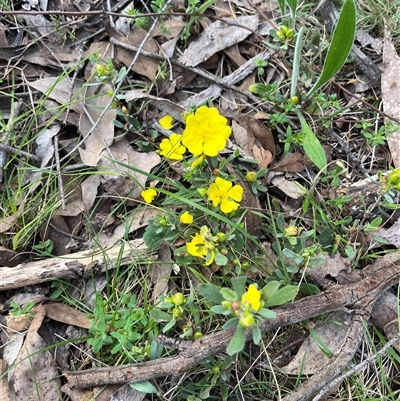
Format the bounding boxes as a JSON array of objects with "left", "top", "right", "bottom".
[
  {"left": 309, "top": 329, "right": 334, "bottom": 358},
  {"left": 198, "top": 283, "right": 223, "bottom": 304},
  {"left": 263, "top": 285, "right": 299, "bottom": 308},
  {"left": 286, "top": 0, "right": 298, "bottom": 26},
  {"left": 257, "top": 308, "right": 277, "bottom": 319},
  {"left": 220, "top": 288, "right": 239, "bottom": 301},
  {"left": 299, "top": 282, "right": 321, "bottom": 295},
  {"left": 298, "top": 113, "right": 327, "bottom": 171},
  {"left": 130, "top": 381, "right": 158, "bottom": 394},
  {"left": 226, "top": 325, "right": 246, "bottom": 355},
  {"left": 306, "top": 0, "right": 356, "bottom": 97},
  {"left": 223, "top": 317, "right": 240, "bottom": 329},
  {"left": 253, "top": 325, "right": 262, "bottom": 345},
  {"left": 261, "top": 281, "right": 281, "bottom": 300},
  {"left": 211, "top": 305, "right": 231, "bottom": 315},
  {"left": 291, "top": 27, "right": 304, "bottom": 97},
  {"left": 149, "top": 309, "right": 172, "bottom": 322},
  {"left": 231, "top": 277, "right": 247, "bottom": 298},
  {"left": 214, "top": 251, "right": 228, "bottom": 266}
]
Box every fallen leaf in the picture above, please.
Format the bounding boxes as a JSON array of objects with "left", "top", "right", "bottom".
[
  {"left": 374, "top": 218, "right": 400, "bottom": 248},
  {"left": 149, "top": 241, "right": 173, "bottom": 302},
  {"left": 270, "top": 152, "right": 305, "bottom": 173},
  {"left": 382, "top": 27, "right": 400, "bottom": 167},
  {"left": 270, "top": 174, "right": 307, "bottom": 199},
  {"left": 78, "top": 83, "right": 116, "bottom": 167},
  {"left": 13, "top": 306, "right": 62, "bottom": 400},
  {"left": 179, "top": 15, "right": 259, "bottom": 67},
  {"left": 43, "top": 303, "right": 91, "bottom": 329}
]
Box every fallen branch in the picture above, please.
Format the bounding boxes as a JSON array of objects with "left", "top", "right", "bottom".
[
  {"left": 64, "top": 256, "right": 400, "bottom": 389},
  {"left": 0, "top": 239, "right": 150, "bottom": 291}
]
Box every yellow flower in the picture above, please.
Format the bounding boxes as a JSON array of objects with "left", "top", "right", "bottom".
[
  {"left": 159, "top": 115, "right": 173, "bottom": 130},
  {"left": 207, "top": 177, "right": 243, "bottom": 214},
  {"left": 180, "top": 211, "right": 194, "bottom": 224},
  {"left": 182, "top": 106, "right": 231, "bottom": 157},
  {"left": 141, "top": 188, "right": 157, "bottom": 203},
  {"left": 241, "top": 284, "right": 261, "bottom": 312},
  {"left": 186, "top": 226, "right": 215, "bottom": 265},
  {"left": 159, "top": 133, "right": 186, "bottom": 161},
  {"left": 285, "top": 225, "right": 299, "bottom": 236}
]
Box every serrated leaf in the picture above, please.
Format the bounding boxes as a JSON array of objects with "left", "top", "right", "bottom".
[
  {"left": 263, "top": 285, "right": 299, "bottom": 308},
  {"left": 307, "top": 0, "right": 356, "bottom": 97},
  {"left": 198, "top": 283, "right": 223, "bottom": 304},
  {"left": 226, "top": 325, "right": 246, "bottom": 355},
  {"left": 298, "top": 113, "right": 327, "bottom": 171}
]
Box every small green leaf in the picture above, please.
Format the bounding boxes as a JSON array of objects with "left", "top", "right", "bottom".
[
  {"left": 299, "top": 282, "right": 321, "bottom": 295},
  {"left": 298, "top": 113, "right": 327, "bottom": 171},
  {"left": 263, "top": 285, "right": 299, "bottom": 308},
  {"left": 257, "top": 308, "right": 277, "bottom": 319},
  {"left": 223, "top": 317, "right": 240, "bottom": 329},
  {"left": 231, "top": 277, "right": 247, "bottom": 298},
  {"left": 226, "top": 325, "right": 246, "bottom": 355},
  {"left": 309, "top": 329, "right": 334, "bottom": 358},
  {"left": 214, "top": 251, "right": 228, "bottom": 266},
  {"left": 211, "top": 305, "right": 231, "bottom": 315},
  {"left": 198, "top": 283, "right": 223, "bottom": 304},
  {"left": 130, "top": 381, "right": 158, "bottom": 394},
  {"left": 253, "top": 325, "right": 262, "bottom": 345},
  {"left": 149, "top": 309, "right": 172, "bottom": 321},
  {"left": 307, "top": 0, "right": 356, "bottom": 97}
]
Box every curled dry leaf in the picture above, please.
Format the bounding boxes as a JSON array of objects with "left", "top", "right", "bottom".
[{"left": 270, "top": 152, "right": 305, "bottom": 173}]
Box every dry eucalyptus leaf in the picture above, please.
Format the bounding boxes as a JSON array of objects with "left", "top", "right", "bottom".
[
  {"left": 13, "top": 306, "right": 61, "bottom": 401},
  {"left": 99, "top": 138, "right": 161, "bottom": 200},
  {"left": 78, "top": 83, "right": 116, "bottom": 167},
  {"left": 252, "top": 145, "right": 273, "bottom": 168},
  {"left": 43, "top": 303, "right": 91, "bottom": 329},
  {"left": 149, "top": 241, "right": 173, "bottom": 302},
  {"left": 179, "top": 15, "right": 259, "bottom": 67},
  {"left": 27, "top": 77, "right": 84, "bottom": 113},
  {"left": 81, "top": 174, "right": 101, "bottom": 213},
  {"left": 374, "top": 218, "right": 400, "bottom": 248},
  {"left": 270, "top": 175, "right": 307, "bottom": 199},
  {"left": 308, "top": 253, "right": 352, "bottom": 282},
  {"left": 0, "top": 210, "right": 21, "bottom": 234},
  {"left": 232, "top": 120, "right": 254, "bottom": 154},
  {"left": 270, "top": 152, "right": 305, "bottom": 173},
  {"left": 35, "top": 124, "right": 60, "bottom": 167},
  {"left": 282, "top": 310, "right": 352, "bottom": 375},
  {"left": 382, "top": 27, "right": 400, "bottom": 167}
]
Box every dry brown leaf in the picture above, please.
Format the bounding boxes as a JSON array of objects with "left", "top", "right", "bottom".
[
  {"left": 308, "top": 253, "right": 352, "bottom": 283},
  {"left": 270, "top": 152, "right": 305, "bottom": 173},
  {"left": 270, "top": 174, "right": 307, "bottom": 199},
  {"left": 78, "top": 83, "right": 116, "bottom": 167},
  {"left": 99, "top": 138, "right": 161, "bottom": 200},
  {"left": 27, "top": 77, "right": 84, "bottom": 113},
  {"left": 232, "top": 120, "right": 254, "bottom": 154},
  {"left": 13, "top": 306, "right": 62, "bottom": 400},
  {"left": 282, "top": 310, "right": 352, "bottom": 375},
  {"left": 43, "top": 303, "right": 91, "bottom": 329},
  {"left": 242, "top": 116, "right": 275, "bottom": 160},
  {"left": 149, "top": 241, "right": 173, "bottom": 302},
  {"left": 81, "top": 175, "right": 101, "bottom": 213},
  {"left": 0, "top": 245, "right": 27, "bottom": 267},
  {"left": 374, "top": 218, "right": 400, "bottom": 248},
  {"left": 1, "top": 359, "right": 11, "bottom": 401},
  {"left": 0, "top": 210, "right": 21, "bottom": 234},
  {"left": 252, "top": 145, "right": 273, "bottom": 168},
  {"left": 179, "top": 15, "right": 259, "bottom": 67},
  {"left": 382, "top": 27, "right": 400, "bottom": 167}
]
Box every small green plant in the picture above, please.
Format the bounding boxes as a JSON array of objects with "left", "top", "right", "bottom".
[
  {"left": 254, "top": 58, "right": 268, "bottom": 75},
  {"left": 126, "top": 7, "right": 149, "bottom": 29},
  {"left": 9, "top": 300, "right": 36, "bottom": 317}
]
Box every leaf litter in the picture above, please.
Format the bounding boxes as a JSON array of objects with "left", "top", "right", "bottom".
[{"left": 0, "top": 0, "right": 399, "bottom": 399}]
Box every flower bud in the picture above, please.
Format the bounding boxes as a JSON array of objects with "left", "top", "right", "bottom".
[
  {"left": 172, "top": 306, "right": 184, "bottom": 319},
  {"left": 216, "top": 232, "right": 227, "bottom": 242},
  {"left": 193, "top": 331, "right": 203, "bottom": 339},
  {"left": 239, "top": 312, "right": 255, "bottom": 328},
  {"left": 210, "top": 365, "right": 220, "bottom": 375},
  {"left": 231, "top": 300, "right": 240, "bottom": 311},
  {"left": 171, "top": 292, "right": 186, "bottom": 306},
  {"left": 246, "top": 171, "right": 257, "bottom": 183},
  {"left": 291, "top": 96, "right": 299, "bottom": 105},
  {"left": 222, "top": 300, "right": 232, "bottom": 310}
]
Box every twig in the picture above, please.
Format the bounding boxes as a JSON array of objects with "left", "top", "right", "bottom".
[{"left": 312, "top": 331, "right": 400, "bottom": 401}]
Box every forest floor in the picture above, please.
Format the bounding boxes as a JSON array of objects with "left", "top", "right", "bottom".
[{"left": 1, "top": 0, "right": 400, "bottom": 400}]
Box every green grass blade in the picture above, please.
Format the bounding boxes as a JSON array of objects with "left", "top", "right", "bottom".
[
  {"left": 286, "top": 0, "right": 298, "bottom": 26},
  {"left": 306, "top": 0, "right": 356, "bottom": 98},
  {"left": 291, "top": 26, "right": 304, "bottom": 98}
]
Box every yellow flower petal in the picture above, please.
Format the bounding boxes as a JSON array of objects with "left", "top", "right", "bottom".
[
  {"left": 207, "top": 177, "right": 243, "bottom": 213},
  {"left": 227, "top": 184, "right": 243, "bottom": 202},
  {"left": 159, "top": 133, "right": 186, "bottom": 161},
  {"left": 220, "top": 197, "right": 240, "bottom": 214},
  {"left": 180, "top": 211, "right": 194, "bottom": 224},
  {"left": 186, "top": 233, "right": 206, "bottom": 258},
  {"left": 182, "top": 106, "right": 231, "bottom": 157},
  {"left": 141, "top": 188, "right": 157, "bottom": 204},
  {"left": 241, "top": 284, "right": 261, "bottom": 312},
  {"left": 159, "top": 115, "right": 173, "bottom": 130}
]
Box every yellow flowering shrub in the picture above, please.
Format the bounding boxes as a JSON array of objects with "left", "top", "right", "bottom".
[
  {"left": 141, "top": 188, "right": 157, "bottom": 204},
  {"left": 158, "top": 133, "right": 186, "bottom": 161},
  {"left": 241, "top": 284, "right": 262, "bottom": 312},
  {"left": 207, "top": 177, "right": 243, "bottom": 213},
  {"left": 182, "top": 106, "right": 231, "bottom": 157}
]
